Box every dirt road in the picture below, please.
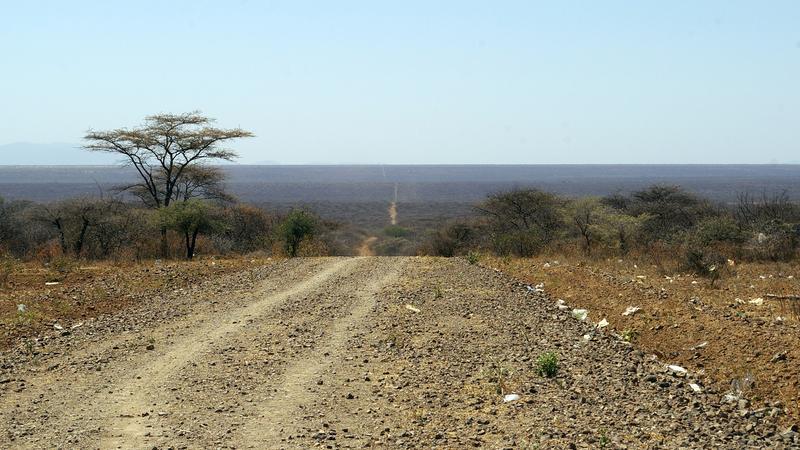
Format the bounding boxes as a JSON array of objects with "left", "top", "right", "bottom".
[{"left": 0, "top": 257, "right": 793, "bottom": 449}]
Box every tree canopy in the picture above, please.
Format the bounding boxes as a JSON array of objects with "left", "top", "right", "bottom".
[{"left": 84, "top": 112, "right": 252, "bottom": 209}]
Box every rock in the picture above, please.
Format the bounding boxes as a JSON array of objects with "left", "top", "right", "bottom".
[
  {"left": 771, "top": 352, "right": 787, "bottom": 363},
  {"left": 667, "top": 365, "right": 688, "bottom": 376},
  {"left": 146, "top": 344, "right": 155, "bottom": 351},
  {"left": 622, "top": 306, "right": 640, "bottom": 316},
  {"left": 503, "top": 394, "right": 520, "bottom": 403},
  {"left": 571, "top": 309, "right": 588, "bottom": 321}
]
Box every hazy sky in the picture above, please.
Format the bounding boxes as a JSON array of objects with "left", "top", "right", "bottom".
[{"left": 1, "top": 1, "right": 798, "bottom": 164}]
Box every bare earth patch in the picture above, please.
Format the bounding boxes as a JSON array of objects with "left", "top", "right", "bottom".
[{"left": 486, "top": 255, "right": 800, "bottom": 425}]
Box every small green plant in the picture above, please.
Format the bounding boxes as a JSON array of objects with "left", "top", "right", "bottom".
[
  {"left": 482, "top": 359, "right": 512, "bottom": 395},
  {"left": 621, "top": 328, "right": 638, "bottom": 342},
  {"left": 536, "top": 351, "right": 559, "bottom": 378},
  {"left": 16, "top": 304, "right": 35, "bottom": 326},
  {"left": 599, "top": 429, "right": 610, "bottom": 447},
  {"left": 23, "top": 338, "right": 35, "bottom": 356},
  {"left": 433, "top": 285, "right": 443, "bottom": 299},
  {"left": 466, "top": 251, "right": 480, "bottom": 265}
]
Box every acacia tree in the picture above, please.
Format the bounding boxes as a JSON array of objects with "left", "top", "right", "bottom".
[{"left": 84, "top": 112, "right": 253, "bottom": 257}]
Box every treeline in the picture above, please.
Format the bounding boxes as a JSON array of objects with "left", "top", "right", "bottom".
[
  {"left": 0, "top": 196, "right": 334, "bottom": 261},
  {"left": 423, "top": 185, "right": 800, "bottom": 275}
]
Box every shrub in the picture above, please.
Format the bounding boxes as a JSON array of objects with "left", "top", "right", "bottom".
[
  {"left": 220, "top": 205, "right": 275, "bottom": 253},
  {"left": 477, "top": 189, "right": 565, "bottom": 256},
  {"left": 383, "top": 225, "right": 411, "bottom": 238},
  {"left": 613, "top": 185, "right": 719, "bottom": 243},
  {"left": 277, "top": 209, "right": 318, "bottom": 257},
  {"left": 374, "top": 237, "right": 414, "bottom": 256},
  {"left": 743, "top": 219, "right": 798, "bottom": 261},
  {"left": 466, "top": 251, "right": 480, "bottom": 265},
  {"left": 536, "top": 351, "right": 559, "bottom": 378},
  {"left": 424, "top": 221, "right": 482, "bottom": 257},
  {"left": 691, "top": 217, "right": 745, "bottom": 246},
  {"left": 159, "top": 200, "right": 227, "bottom": 260}
]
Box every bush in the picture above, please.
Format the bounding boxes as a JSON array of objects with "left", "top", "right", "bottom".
[
  {"left": 383, "top": 225, "right": 411, "bottom": 238},
  {"left": 744, "top": 220, "right": 798, "bottom": 261},
  {"left": 477, "top": 189, "right": 565, "bottom": 256},
  {"left": 219, "top": 205, "right": 275, "bottom": 253},
  {"left": 277, "top": 209, "right": 318, "bottom": 257},
  {"left": 424, "top": 221, "right": 482, "bottom": 257},
  {"left": 536, "top": 351, "right": 559, "bottom": 378},
  {"left": 608, "top": 185, "right": 719, "bottom": 243},
  {"left": 374, "top": 237, "right": 414, "bottom": 256},
  {"left": 681, "top": 217, "right": 742, "bottom": 280},
  {"left": 159, "top": 200, "right": 226, "bottom": 260}
]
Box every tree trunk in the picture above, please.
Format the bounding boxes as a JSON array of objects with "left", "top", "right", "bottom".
[
  {"left": 187, "top": 229, "right": 200, "bottom": 260},
  {"left": 184, "top": 231, "right": 191, "bottom": 260},
  {"left": 54, "top": 219, "right": 67, "bottom": 256},
  {"left": 160, "top": 226, "right": 169, "bottom": 259},
  {"left": 74, "top": 219, "right": 89, "bottom": 257}
]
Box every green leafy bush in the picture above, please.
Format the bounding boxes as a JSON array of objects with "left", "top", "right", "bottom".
[
  {"left": 277, "top": 209, "right": 318, "bottom": 257},
  {"left": 536, "top": 351, "right": 559, "bottom": 378}
]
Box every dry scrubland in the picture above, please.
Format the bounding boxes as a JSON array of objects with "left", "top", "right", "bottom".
[{"left": 485, "top": 255, "right": 800, "bottom": 423}]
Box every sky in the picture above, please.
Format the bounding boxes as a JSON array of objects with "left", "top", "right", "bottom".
[{"left": 1, "top": 1, "right": 798, "bottom": 164}]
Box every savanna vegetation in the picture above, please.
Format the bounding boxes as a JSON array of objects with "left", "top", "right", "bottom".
[{"left": 422, "top": 186, "right": 800, "bottom": 277}]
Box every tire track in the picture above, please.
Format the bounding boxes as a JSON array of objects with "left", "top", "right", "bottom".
[
  {"left": 234, "top": 259, "right": 404, "bottom": 448},
  {"left": 98, "top": 257, "right": 360, "bottom": 449}
]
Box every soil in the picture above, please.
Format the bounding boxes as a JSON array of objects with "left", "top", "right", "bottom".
[
  {"left": 0, "top": 257, "right": 796, "bottom": 449},
  {"left": 486, "top": 255, "right": 800, "bottom": 426}
]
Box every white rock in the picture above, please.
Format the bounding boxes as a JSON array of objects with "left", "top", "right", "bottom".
[
  {"left": 556, "top": 299, "right": 569, "bottom": 311},
  {"left": 503, "top": 393, "right": 521, "bottom": 403},
  {"left": 667, "top": 364, "right": 688, "bottom": 375},
  {"left": 45, "top": 282, "right": 59, "bottom": 286},
  {"left": 748, "top": 298, "right": 764, "bottom": 306},
  {"left": 543, "top": 263, "right": 551, "bottom": 268},
  {"left": 16, "top": 304, "right": 26, "bottom": 313},
  {"left": 571, "top": 309, "right": 588, "bottom": 321},
  {"left": 404, "top": 304, "right": 421, "bottom": 313},
  {"left": 53, "top": 323, "right": 63, "bottom": 331},
  {"left": 723, "top": 393, "right": 740, "bottom": 403},
  {"left": 690, "top": 383, "right": 703, "bottom": 393},
  {"left": 597, "top": 318, "right": 609, "bottom": 328},
  {"left": 622, "top": 306, "right": 640, "bottom": 316}
]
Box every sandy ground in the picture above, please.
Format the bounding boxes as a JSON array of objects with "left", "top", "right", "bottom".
[{"left": 0, "top": 257, "right": 794, "bottom": 449}]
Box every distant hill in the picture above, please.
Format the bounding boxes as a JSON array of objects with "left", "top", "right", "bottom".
[{"left": 0, "top": 142, "right": 119, "bottom": 165}]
